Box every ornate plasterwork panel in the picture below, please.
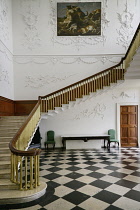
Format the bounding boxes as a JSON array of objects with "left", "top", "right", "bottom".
[
  {"left": 25, "top": 73, "right": 76, "bottom": 88},
  {"left": 20, "top": 0, "right": 41, "bottom": 50},
  {"left": 49, "top": 0, "right": 109, "bottom": 50},
  {"left": 116, "top": 1, "right": 134, "bottom": 49},
  {"left": 73, "top": 103, "right": 106, "bottom": 120},
  {"left": 112, "top": 91, "right": 135, "bottom": 100},
  {"left": 0, "top": 65, "right": 10, "bottom": 84},
  {"left": 0, "top": 0, "right": 9, "bottom": 42},
  {"left": 14, "top": 54, "right": 122, "bottom": 65}
]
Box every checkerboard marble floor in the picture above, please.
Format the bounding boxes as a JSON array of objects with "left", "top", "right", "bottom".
[{"left": 1, "top": 147, "right": 140, "bottom": 210}]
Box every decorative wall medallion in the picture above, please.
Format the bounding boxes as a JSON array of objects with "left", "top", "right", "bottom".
[
  {"left": 0, "top": 65, "right": 10, "bottom": 84},
  {"left": 73, "top": 103, "right": 106, "bottom": 120},
  {"left": 49, "top": 0, "right": 109, "bottom": 50},
  {"left": 116, "top": 1, "right": 134, "bottom": 49},
  {"left": 112, "top": 91, "right": 135, "bottom": 99},
  {"left": 20, "top": 0, "right": 41, "bottom": 50},
  {"left": 14, "top": 54, "right": 122, "bottom": 65},
  {"left": 25, "top": 73, "right": 76, "bottom": 88},
  {"left": 0, "top": 0, "right": 9, "bottom": 42}
]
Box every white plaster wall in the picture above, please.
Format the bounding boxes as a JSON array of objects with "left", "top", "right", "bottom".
[
  {"left": 12, "top": 0, "right": 140, "bottom": 100},
  {"left": 40, "top": 80, "right": 140, "bottom": 149},
  {"left": 0, "top": 0, "right": 14, "bottom": 99}
]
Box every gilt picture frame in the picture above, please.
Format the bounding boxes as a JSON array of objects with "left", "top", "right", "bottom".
[{"left": 57, "top": 2, "right": 101, "bottom": 36}]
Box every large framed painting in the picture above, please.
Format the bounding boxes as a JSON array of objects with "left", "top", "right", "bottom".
[{"left": 57, "top": 2, "right": 101, "bottom": 36}]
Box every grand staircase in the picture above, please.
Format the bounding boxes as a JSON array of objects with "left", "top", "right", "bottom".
[
  {"left": 0, "top": 23, "right": 139, "bottom": 205},
  {"left": 0, "top": 116, "right": 28, "bottom": 191}
]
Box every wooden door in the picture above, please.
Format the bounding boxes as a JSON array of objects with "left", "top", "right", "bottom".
[{"left": 120, "top": 105, "right": 138, "bottom": 147}]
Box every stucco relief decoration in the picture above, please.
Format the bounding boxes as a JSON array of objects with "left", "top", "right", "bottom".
[
  {"left": 25, "top": 73, "right": 76, "bottom": 88},
  {"left": 116, "top": 1, "right": 134, "bottom": 49},
  {"left": 0, "top": 65, "right": 10, "bottom": 84},
  {"left": 0, "top": 0, "right": 9, "bottom": 42},
  {"left": 20, "top": 0, "right": 41, "bottom": 50},
  {"left": 14, "top": 55, "right": 122, "bottom": 65},
  {"left": 74, "top": 103, "right": 106, "bottom": 120},
  {"left": 49, "top": 0, "right": 109, "bottom": 50},
  {"left": 112, "top": 91, "right": 135, "bottom": 100}
]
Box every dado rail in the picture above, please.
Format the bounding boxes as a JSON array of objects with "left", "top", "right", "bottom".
[{"left": 9, "top": 23, "right": 140, "bottom": 191}]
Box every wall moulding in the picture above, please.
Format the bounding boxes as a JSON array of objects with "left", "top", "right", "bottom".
[
  {"left": 49, "top": 0, "right": 109, "bottom": 50},
  {"left": 0, "top": 40, "right": 13, "bottom": 61},
  {"left": 14, "top": 54, "right": 123, "bottom": 65}
]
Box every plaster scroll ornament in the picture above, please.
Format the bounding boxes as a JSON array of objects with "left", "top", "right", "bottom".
[
  {"left": 116, "top": 1, "right": 134, "bottom": 49},
  {"left": 20, "top": 0, "right": 41, "bottom": 50},
  {"left": 0, "top": 0, "right": 9, "bottom": 42},
  {"left": 74, "top": 103, "right": 106, "bottom": 120},
  {"left": 49, "top": 0, "right": 109, "bottom": 50},
  {"left": 25, "top": 73, "right": 77, "bottom": 88},
  {"left": 0, "top": 66, "right": 10, "bottom": 84}
]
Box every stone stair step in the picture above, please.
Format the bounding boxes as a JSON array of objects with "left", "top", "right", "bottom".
[
  {"left": 0, "top": 161, "right": 10, "bottom": 169},
  {"left": 0, "top": 154, "right": 10, "bottom": 161},
  {"left": 0, "top": 169, "right": 10, "bottom": 179},
  {"left": 0, "top": 147, "right": 10, "bottom": 154},
  {"left": 0, "top": 142, "right": 9, "bottom": 148},
  {"left": 0, "top": 137, "right": 12, "bottom": 142},
  {"left": 0, "top": 179, "right": 19, "bottom": 190}
]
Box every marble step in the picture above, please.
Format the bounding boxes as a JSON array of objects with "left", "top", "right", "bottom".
[
  {"left": 0, "top": 154, "right": 10, "bottom": 161},
  {"left": 0, "top": 161, "right": 10, "bottom": 170},
  {"left": 0, "top": 147, "right": 10, "bottom": 154},
  {"left": 0, "top": 137, "right": 12, "bottom": 142},
  {"left": 0, "top": 179, "right": 19, "bottom": 190},
  {"left": 0, "top": 133, "right": 17, "bottom": 137},
  {"left": 0, "top": 141, "right": 9, "bottom": 148},
  {"left": 0, "top": 169, "right": 10, "bottom": 179}
]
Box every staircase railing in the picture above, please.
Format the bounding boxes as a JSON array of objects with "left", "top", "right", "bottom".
[
  {"left": 9, "top": 101, "right": 41, "bottom": 190},
  {"left": 39, "top": 23, "right": 140, "bottom": 113},
  {"left": 9, "top": 23, "right": 140, "bottom": 191}
]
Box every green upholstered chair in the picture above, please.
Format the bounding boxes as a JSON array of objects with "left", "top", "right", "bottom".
[
  {"left": 44, "top": 130, "right": 55, "bottom": 150},
  {"left": 108, "top": 129, "right": 119, "bottom": 148}
]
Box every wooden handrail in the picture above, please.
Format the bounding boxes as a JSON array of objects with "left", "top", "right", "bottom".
[{"left": 9, "top": 100, "right": 41, "bottom": 156}]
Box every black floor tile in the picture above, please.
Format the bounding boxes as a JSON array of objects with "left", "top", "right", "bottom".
[
  {"left": 131, "top": 171, "right": 140, "bottom": 177},
  {"left": 104, "top": 166, "right": 119, "bottom": 171},
  {"left": 94, "top": 190, "right": 121, "bottom": 204},
  {"left": 105, "top": 205, "right": 123, "bottom": 210},
  {"left": 63, "top": 191, "right": 90, "bottom": 205},
  {"left": 47, "top": 167, "right": 62, "bottom": 172},
  {"left": 71, "top": 206, "right": 85, "bottom": 210},
  {"left": 124, "top": 190, "right": 140, "bottom": 202},
  {"left": 67, "top": 166, "right": 81, "bottom": 171},
  {"left": 115, "top": 179, "right": 137, "bottom": 189},
  {"left": 88, "top": 171, "right": 105, "bottom": 179},
  {"left": 90, "top": 180, "right": 112, "bottom": 189},
  {"left": 64, "top": 180, "right": 85, "bottom": 190},
  {"left": 85, "top": 165, "right": 100, "bottom": 171},
  {"left": 66, "top": 172, "right": 83, "bottom": 179},
  {"left": 124, "top": 165, "right": 139, "bottom": 170},
  {"left": 43, "top": 172, "right": 61, "bottom": 180},
  {"left": 109, "top": 172, "right": 127, "bottom": 178}
]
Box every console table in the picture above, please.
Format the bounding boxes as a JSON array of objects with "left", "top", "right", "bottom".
[{"left": 61, "top": 134, "right": 110, "bottom": 149}]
